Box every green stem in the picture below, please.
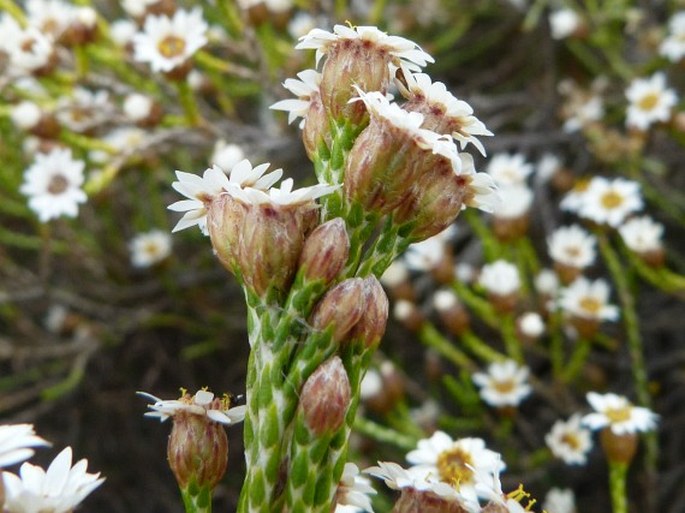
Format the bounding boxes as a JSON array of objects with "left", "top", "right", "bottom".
[
  {"left": 608, "top": 461, "right": 628, "bottom": 513},
  {"left": 501, "top": 314, "right": 524, "bottom": 363},
  {"left": 418, "top": 323, "right": 474, "bottom": 370},
  {"left": 176, "top": 81, "right": 201, "bottom": 126},
  {"left": 0, "top": 0, "right": 27, "bottom": 25},
  {"left": 561, "top": 338, "right": 592, "bottom": 382},
  {"left": 181, "top": 485, "right": 213, "bottom": 513},
  {"left": 461, "top": 330, "right": 506, "bottom": 363},
  {"left": 353, "top": 417, "right": 417, "bottom": 451}
]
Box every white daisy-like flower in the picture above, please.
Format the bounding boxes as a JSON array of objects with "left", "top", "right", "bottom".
[
  {"left": 473, "top": 463, "right": 530, "bottom": 513},
  {"left": 582, "top": 392, "right": 658, "bottom": 435},
  {"left": 536, "top": 153, "right": 562, "bottom": 185},
  {"left": 287, "top": 12, "right": 317, "bottom": 40},
  {"left": 110, "top": 19, "right": 137, "bottom": 47},
  {"left": 2, "top": 447, "right": 104, "bottom": 513},
  {"left": 517, "top": 311, "right": 545, "bottom": 339},
  {"left": 549, "top": 8, "right": 582, "bottom": 40},
  {"left": 122, "top": 0, "right": 161, "bottom": 17},
  {"left": 547, "top": 225, "right": 597, "bottom": 270},
  {"left": 132, "top": 8, "right": 208, "bottom": 73},
  {"left": 472, "top": 360, "right": 532, "bottom": 408},
  {"left": 210, "top": 140, "right": 245, "bottom": 173},
  {"left": 625, "top": 72, "right": 678, "bottom": 130},
  {"left": 123, "top": 93, "right": 155, "bottom": 122},
  {"left": 56, "top": 88, "right": 113, "bottom": 133},
  {"left": 380, "top": 259, "right": 409, "bottom": 288},
  {"left": 486, "top": 153, "right": 534, "bottom": 187},
  {"left": 559, "top": 177, "right": 592, "bottom": 213},
  {"left": 659, "top": 11, "right": 685, "bottom": 62},
  {"left": 406, "top": 432, "right": 504, "bottom": 506},
  {"left": 535, "top": 268, "right": 560, "bottom": 297},
  {"left": 399, "top": 72, "right": 493, "bottom": 155},
  {"left": 0, "top": 424, "right": 50, "bottom": 468},
  {"left": 129, "top": 230, "right": 172, "bottom": 268},
  {"left": 545, "top": 414, "right": 593, "bottom": 465},
  {"left": 618, "top": 216, "right": 664, "bottom": 254},
  {"left": 492, "top": 185, "right": 533, "bottom": 219},
  {"left": 138, "top": 389, "right": 247, "bottom": 425},
  {"left": 168, "top": 160, "right": 283, "bottom": 233},
  {"left": 264, "top": 0, "right": 293, "bottom": 14},
  {"left": 335, "top": 462, "right": 376, "bottom": 512},
  {"left": 543, "top": 487, "right": 577, "bottom": 513},
  {"left": 558, "top": 277, "right": 619, "bottom": 322},
  {"left": 26, "top": 0, "right": 74, "bottom": 40},
  {"left": 11, "top": 101, "right": 43, "bottom": 131},
  {"left": 3, "top": 24, "right": 55, "bottom": 76},
  {"left": 20, "top": 148, "right": 87, "bottom": 223},
  {"left": 478, "top": 260, "right": 521, "bottom": 297},
  {"left": 403, "top": 226, "right": 456, "bottom": 272},
  {"left": 577, "top": 176, "right": 643, "bottom": 227},
  {"left": 296, "top": 24, "right": 434, "bottom": 71},
  {"left": 270, "top": 69, "right": 322, "bottom": 128}
]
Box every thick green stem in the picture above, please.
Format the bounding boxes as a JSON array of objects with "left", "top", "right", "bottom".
[{"left": 608, "top": 461, "right": 629, "bottom": 513}]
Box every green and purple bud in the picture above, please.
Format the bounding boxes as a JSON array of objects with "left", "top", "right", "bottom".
[
  {"left": 310, "top": 278, "right": 365, "bottom": 343},
  {"left": 298, "top": 218, "right": 350, "bottom": 285},
  {"left": 300, "top": 356, "right": 351, "bottom": 435}
]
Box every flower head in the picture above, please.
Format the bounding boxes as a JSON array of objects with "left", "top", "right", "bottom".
[
  {"left": 0, "top": 424, "right": 49, "bottom": 469},
  {"left": 545, "top": 414, "right": 593, "bottom": 465},
  {"left": 2, "top": 447, "right": 104, "bottom": 513},
  {"left": 129, "top": 230, "right": 172, "bottom": 268},
  {"left": 270, "top": 69, "right": 322, "bottom": 128},
  {"left": 582, "top": 392, "right": 658, "bottom": 435},
  {"left": 472, "top": 360, "right": 532, "bottom": 408},
  {"left": 139, "top": 388, "right": 246, "bottom": 425},
  {"left": 558, "top": 277, "right": 618, "bottom": 322},
  {"left": 576, "top": 176, "right": 643, "bottom": 227},
  {"left": 543, "top": 488, "right": 576, "bottom": 513},
  {"left": 478, "top": 260, "right": 521, "bottom": 297},
  {"left": 486, "top": 153, "right": 534, "bottom": 187},
  {"left": 20, "top": 148, "right": 87, "bottom": 223},
  {"left": 56, "top": 88, "right": 113, "bottom": 133},
  {"left": 659, "top": 11, "right": 685, "bottom": 62},
  {"left": 133, "top": 8, "right": 208, "bottom": 74},
  {"left": 334, "top": 463, "right": 376, "bottom": 512},
  {"left": 547, "top": 225, "right": 597, "bottom": 270},
  {"left": 618, "top": 216, "right": 664, "bottom": 255},
  {"left": 625, "top": 72, "right": 677, "bottom": 130}
]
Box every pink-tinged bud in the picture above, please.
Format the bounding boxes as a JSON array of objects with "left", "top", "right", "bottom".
[
  {"left": 347, "top": 276, "right": 389, "bottom": 348},
  {"left": 310, "top": 278, "right": 365, "bottom": 343},
  {"left": 167, "top": 410, "right": 229, "bottom": 490},
  {"left": 302, "top": 89, "right": 331, "bottom": 159},
  {"left": 392, "top": 488, "right": 470, "bottom": 513},
  {"left": 298, "top": 218, "right": 350, "bottom": 284},
  {"left": 300, "top": 356, "right": 351, "bottom": 435},
  {"left": 600, "top": 428, "right": 638, "bottom": 464},
  {"left": 207, "top": 193, "right": 249, "bottom": 274}
]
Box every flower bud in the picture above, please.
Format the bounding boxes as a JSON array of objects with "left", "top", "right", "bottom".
[
  {"left": 310, "top": 278, "right": 365, "bottom": 343},
  {"left": 393, "top": 488, "right": 470, "bottom": 513},
  {"left": 298, "top": 218, "right": 349, "bottom": 284},
  {"left": 600, "top": 428, "right": 638, "bottom": 464},
  {"left": 167, "top": 409, "right": 229, "bottom": 490},
  {"left": 347, "top": 276, "right": 389, "bottom": 348},
  {"left": 300, "top": 356, "right": 351, "bottom": 435},
  {"left": 302, "top": 90, "right": 331, "bottom": 160}
]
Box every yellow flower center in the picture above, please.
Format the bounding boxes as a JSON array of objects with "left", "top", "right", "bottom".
[
  {"left": 143, "top": 241, "right": 162, "bottom": 257},
  {"left": 47, "top": 174, "right": 69, "bottom": 195},
  {"left": 638, "top": 93, "right": 659, "bottom": 111},
  {"left": 560, "top": 433, "right": 581, "bottom": 450},
  {"left": 158, "top": 35, "right": 186, "bottom": 59},
  {"left": 436, "top": 446, "right": 474, "bottom": 486},
  {"left": 605, "top": 406, "right": 632, "bottom": 424},
  {"left": 493, "top": 379, "right": 516, "bottom": 394},
  {"left": 579, "top": 296, "right": 602, "bottom": 315},
  {"left": 564, "top": 246, "right": 581, "bottom": 258},
  {"left": 600, "top": 190, "right": 624, "bottom": 210}
]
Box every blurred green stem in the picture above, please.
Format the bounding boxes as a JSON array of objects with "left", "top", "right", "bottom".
[
  {"left": 608, "top": 461, "right": 628, "bottom": 513},
  {"left": 176, "top": 81, "right": 201, "bottom": 126}
]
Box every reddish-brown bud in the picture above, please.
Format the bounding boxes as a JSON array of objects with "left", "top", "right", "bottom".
[
  {"left": 392, "top": 488, "right": 469, "bottom": 513},
  {"left": 298, "top": 218, "right": 350, "bottom": 284},
  {"left": 310, "top": 278, "right": 365, "bottom": 343},
  {"left": 345, "top": 276, "right": 389, "bottom": 348},
  {"left": 300, "top": 356, "right": 351, "bottom": 435},
  {"left": 600, "top": 428, "right": 638, "bottom": 464},
  {"left": 167, "top": 411, "right": 229, "bottom": 490}
]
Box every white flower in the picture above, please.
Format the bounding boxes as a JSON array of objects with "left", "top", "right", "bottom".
[
  {"left": 335, "top": 463, "right": 376, "bottom": 512},
  {"left": 168, "top": 160, "right": 282, "bottom": 233},
  {"left": 211, "top": 140, "right": 245, "bottom": 172},
  {"left": 296, "top": 24, "right": 433, "bottom": 71},
  {"left": 549, "top": 8, "right": 582, "bottom": 39},
  {"left": 265, "top": 0, "right": 293, "bottom": 13},
  {"left": 536, "top": 153, "right": 562, "bottom": 185},
  {"left": 403, "top": 226, "right": 456, "bottom": 271},
  {"left": 123, "top": 93, "right": 155, "bottom": 122},
  {"left": 433, "top": 289, "right": 459, "bottom": 312},
  {"left": 270, "top": 69, "right": 321, "bottom": 128},
  {"left": 558, "top": 79, "right": 606, "bottom": 133},
  {"left": 56, "top": 88, "right": 113, "bottom": 133},
  {"left": 0, "top": 425, "right": 49, "bottom": 468},
  {"left": 582, "top": 392, "right": 658, "bottom": 435},
  {"left": 287, "top": 12, "right": 317, "bottom": 40},
  {"left": 406, "top": 432, "right": 504, "bottom": 506},
  {"left": 618, "top": 216, "right": 664, "bottom": 254},
  {"left": 129, "top": 230, "right": 172, "bottom": 268},
  {"left": 535, "top": 268, "right": 560, "bottom": 297},
  {"left": 122, "top": 0, "right": 161, "bottom": 17},
  {"left": 472, "top": 360, "right": 532, "bottom": 408},
  {"left": 26, "top": 0, "right": 74, "bottom": 39},
  {"left": 110, "top": 19, "right": 137, "bottom": 47},
  {"left": 138, "top": 389, "right": 247, "bottom": 425},
  {"left": 479, "top": 260, "right": 520, "bottom": 297},
  {"left": 3, "top": 24, "right": 54, "bottom": 76},
  {"left": 577, "top": 176, "right": 643, "bottom": 227},
  {"left": 399, "top": 72, "right": 493, "bottom": 155},
  {"left": 558, "top": 277, "right": 619, "bottom": 322},
  {"left": 559, "top": 177, "right": 592, "bottom": 213},
  {"left": 547, "top": 225, "right": 597, "bottom": 269},
  {"left": 492, "top": 185, "right": 533, "bottom": 219},
  {"left": 20, "top": 148, "right": 87, "bottom": 223},
  {"left": 486, "top": 153, "right": 534, "bottom": 187},
  {"left": 543, "top": 487, "right": 576, "bottom": 513},
  {"left": 659, "top": 12, "right": 685, "bottom": 62},
  {"left": 225, "top": 177, "right": 338, "bottom": 207},
  {"left": 133, "top": 8, "right": 208, "bottom": 73},
  {"left": 11, "top": 101, "right": 43, "bottom": 131},
  {"left": 359, "top": 368, "right": 383, "bottom": 401},
  {"left": 2, "top": 447, "right": 104, "bottom": 513},
  {"left": 545, "top": 414, "right": 593, "bottom": 465},
  {"left": 380, "top": 260, "right": 409, "bottom": 288},
  {"left": 625, "top": 73, "right": 678, "bottom": 130},
  {"left": 517, "top": 311, "right": 545, "bottom": 339},
  {"left": 473, "top": 463, "right": 528, "bottom": 513}
]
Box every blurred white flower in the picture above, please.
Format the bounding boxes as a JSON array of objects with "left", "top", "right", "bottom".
[
  {"left": 576, "top": 176, "right": 642, "bottom": 227},
  {"left": 549, "top": 8, "right": 582, "bottom": 39},
  {"left": 625, "top": 73, "right": 677, "bottom": 130},
  {"left": 129, "top": 230, "right": 172, "bottom": 268},
  {"left": 545, "top": 414, "right": 593, "bottom": 465},
  {"left": 2, "top": 447, "right": 104, "bottom": 513},
  {"left": 534, "top": 268, "right": 560, "bottom": 297},
  {"left": 110, "top": 19, "right": 137, "bottom": 47},
  {"left": 20, "top": 148, "right": 87, "bottom": 223},
  {"left": 492, "top": 185, "right": 533, "bottom": 219},
  {"left": 211, "top": 140, "right": 246, "bottom": 172},
  {"left": 270, "top": 69, "right": 322, "bottom": 129},
  {"left": 404, "top": 226, "right": 456, "bottom": 272},
  {"left": 11, "top": 101, "right": 43, "bottom": 131},
  {"left": 56, "top": 88, "right": 113, "bottom": 133},
  {"left": 287, "top": 12, "right": 317, "bottom": 40},
  {"left": 618, "top": 216, "right": 664, "bottom": 254},
  {"left": 139, "top": 389, "right": 246, "bottom": 425},
  {"left": 547, "top": 225, "right": 597, "bottom": 270},
  {"left": 479, "top": 260, "right": 520, "bottom": 296},
  {"left": 659, "top": 11, "right": 685, "bottom": 62},
  {"left": 517, "top": 311, "right": 545, "bottom": 339},
  {"left": 472, "top": 360, "right": 532, "bottom": 408},
  {"left": 543, "top": 487, "right": 577, "bottom": 513},
  {"left": 0, "top": 424, "right": 49, "bottom": 469},
  {"left": 583, "top": 392, "right": 658, "bottom": 435},
  {"left": 486, "top": 153, "right": 534, "bottom": 187},
  {"left": 123, "top": 93, "right": 155, "bottom": 122},
  {"left": 558, "top": 277, "right": 619, "bottom": 322},
  {"left": 334, "top": 462, "right": 376, "bottom": 512}
]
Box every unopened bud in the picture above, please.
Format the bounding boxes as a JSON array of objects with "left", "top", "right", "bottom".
[
  {"left": 298, "top": 218, "right": 349, "bottom": 284},
  {"left": 347, "top": 276, "right": 389, "bottom": 348},
  {"left": 600, "top": 428, "right": 638, "bottom": 464},
  {"left": 393, "top": 487, "right": 470, "bottom": 513},
  {"left": 167, "top": 410, "right": 229, "bottom": 490},
  {"left": 302, "top": 89, "right": 330, "bottom": 159},
  {"left": 310, "top": 278, "right": 365, "bottom": 343},
  {"left": 300, "top": 356, "right": 351, "bottom": 435}
]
